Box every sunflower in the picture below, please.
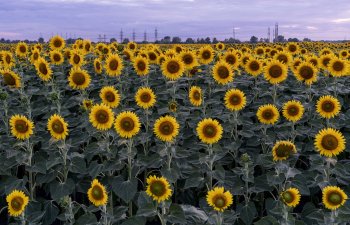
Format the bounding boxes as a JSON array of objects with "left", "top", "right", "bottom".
[
  {"left": 215, "top": 42, "right": 225, "bottom": 51},
  {"left": 68, "top": 67, "right": 91, "bottom": 90},
  {"left": 198, "top": 45, "right": 214, "bottom": 64},
  {"left": 135, "top": 87, "right": 156, "bottom": 109},
  {"left": 264, "top": 60, "right": 288, "bottom": 84},
  {"left": 212, "top": 60, "right": 233, "bottom": 85},
  {"left": 294, "top": 62, "right": 318, "bottom": 85},
  {"left": 127, "top": 42, "right": 137, "bottom": 51},
  {"left": 188, "top": 86, "right": 202, "bottom": 107},
  {"left": 49, "top": 35, "right": 65, "bottom": 50},
  {"left": 272, "top": 141, "right": 297, "bottom": 161},
  {"left": 133, "top": 55, "right": 149, "bottom": 76},
  {"left": 307, "top": 55, "right": 319, "bottom": 67},
  {"left": 6, "top": 190, "right": 29, "bottom": 217},
  {"left": 153, "top": 115, "right": 180, "bottom": 142},
  {"left": 161, "top": 56, "right": 185, "bottom": 80},
  {"left": 224, "top": 89, "right": 246, "bottom": 111},
  {"left": 105, "top": 54, "right": 124, "bottom": 76},
  {"left": 50, "top": 50, "right": 64, "bottom": 65},
  {"left": 256, "top": 104, "right": 279, "bottom": 125},
  {"left": 15, "top": 42, "right": 28, "bottom": 58},
  {"left": 245, "top": 58, "right": 263, "bottom": 77},
  {"left": 314, "top": 128, "right": 345, "bottom": 157},
  {"left": 10, "top": 115, "right": 34, "bottom": 140},
  {"left": 222, "top": 51, "right": 240, "bottom": 69},
  {"left": 316, "top": 95, "right": 341, "bottom": 119},
  {"left": 89, "top": 104, "right": 114, "bottom": 130},
  {"left": 47, "top": 114, "right": 69, "bottom": 140},
  {"left": 1, "top": 51, "right": 14, "bottom": 68},
  {"left": 87, "top": 179, "right": 108, "bottom": 207},
  {"left": 168, "top": 100, "right": 178, "bottom": 112},
  {"left": 82, "top": 99, "right": 94, "bottom": 111},
  {"left": 328, "top": 57, "right": 348, "bottom": 77},
  {"left": 286, "top": 43, "right": 299, "bottom": 54},
  {"left": 69, "top": 50, "right": 85, "bottom": 67},
  {"left": 99, "top": 86, "right": 120, "bottom": 108},
  {"left": 35, "top": 57, "right": 52, "bottom": 81},
  {"left": 196, "top": 118, "right": 223, "bottom": 144},
  {"left": 206, "top": 187, "right": 233, "bottom": 212},
  {"left": 322, "top": 186, "right": 348, "bottom": 210},
  {"left": 94, "top": 58, "right": 103, "bottom": 74},
  {"left": 1, "top": 69, "right": 21, "bottom": 88},
  {"left": 114, "top": 111, "right": 141, "bottom": 138},
  {"left": 146, "top": 175, "right": 172, "bottom": 203},
  {"left": 30, "top": 49, "right": 40, "bottom": 64},
  {"left": 320, "top": 54, "right": 333, "bottom": 70},
  {"left": 274, "top": 51, "right": 292, "bottom": 65},
  {"left": 147, "top": 50, "right": 158, "bottom": 64},
  {"left": 180, "top": 50, "right": 198, "bottom": 69},
  {"left": 282, "top": 100, "right": 304, "bottom": 122},
  {"left": 281, "top": 188, "right": 301, "bottom": 207}
]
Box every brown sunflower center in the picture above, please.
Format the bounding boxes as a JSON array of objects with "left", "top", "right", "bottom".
[
  {"left": 321, "top": 100, "right": 335, "bottom": 112},
  {"left": 277, "top": 55, "right": 288, "bottom": 63},
  {"left": 129, "top": 43, "right": 135, "bottom": 50},
  {"left": 249, "top": 61, "right": 260, "bottom": 71},
  {"left": 121, "top": 117, "right": 135, "bottom": 131},
  {"left": 275, "top": 144, "right": 293, "bottom": 158},
  {"left": 73, "top": 54, "right": 81, "bottom": 64},
  {"left": 310, "top": 59, "right": 317, "bottom": 66},
  {"left": 322, "top": 58, "right": 330, "bottom": 67},
  {"left": 333, "top": 61, "right": 344, "bottom": 72},
  {"left": 257, "top": 49, "right": 264, "bottom": 55},
  {"left": 109, "top": 59, "right": 119, "bottom": 71},
  {"left": 289, "top": 45, "right": 297, "bottom": 52},
  {"left": 217, "top": 66, "right": 230, "bottom": 79},
  {"left": 52, "top": 119, "right": 64, "bottom": 134},
  {"left": 262, "top": 109, "right": 274, "bottom": 120},
  {"left": 321, "top": 134, "right": 338, "bottom": 151},
  {"left": 39, "top": 63, "right": 48, "bottom": 75},
  {"left": 3, "top": 73, "right": 16, "bottom": 86},
  {"left": 225, "top": 55, "right": 236, "bottom": 65},
  {"left": 72, "top": 72, "right": 86, "bottom": 85},
  {"left": 95, "top": 62, "right": 101, "bottom": 70},
  {"left": 53, "top": 54, "right": 61, "bottom": 62},
  {"left": 214, "top": 196, "right": 226, "bottom": 208},
  {"left": 328, "top": 192, "right": 342, "bottom": 205},
  {"left": 104, "top": 91, "right": 115, "bottom": 102},
  {"left": 287, "top": 105, "right": 299, "bottom": 116},
  {"left": 140, "top": 92, "right": 151, "bottom": 103},
  {"left": 341, "top": 52, "right": 347, "bottom": 57},
  {"left": 159, "top": 121, "right": 174, "bottom": 135},
  {"left": 299, "top": 66, "right": 314, "bottom": 79},
  {"left": 5, "top": 55, "right": 11, "bottom": 64},
  {"left": 19, "top": 46, "right": 26, "bottom": 53},
  {"left": 95, "top": 110, "right": 109, "bottom": 124},
  {"left": 167, "top": 61, "right": 180, "bottom": 74},
  {"left": 137, "top": 61, "right": 146, "bottom": 71},
  {"left": 282, "top": 191, "right": 294, "bottom": 203},
  {"left": 183, "top": 54, "right": 193, "bottom": 65},
  {"left": 11, "top": 197, "right": 24, "bottom": 211},
  {"left": 193, "top": 90, "right": 201, "bottom": 100},
  {"left": 53, "top": 40, "right": 62, "bottom": 48},
  {"left": 150, "top": 181, "right": 166, "bottom": 196},
  {"left": 33, "top": 53, "right": 39, "bottom": 60},
  {"left": 229, "top": 94, "right": 241, "bottom": 106},
  {"left": 269, "top": 65, "right": 283, "bottom": 78},
  {"left": 15, "top": 120, "right": 28, "bottom": 133},
  {"left": 203, "top": 124, "right": 217, "bottom": 138},
  {"left": 149, "top": 52, "right": 157, "bottom": 61},
  {"left": 202, "top": 50, "right": 211, "bottom": 60},
  {"left": 91, "top": 185, "right": 104, "bottom": 200}
]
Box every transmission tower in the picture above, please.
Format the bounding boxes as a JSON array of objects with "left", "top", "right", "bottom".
[
  {"left": 144, "top": 31, "right": 147, "bottom": 42},
  {"left": 155, "top": 27, "right": 158, "bottom": 42},
  {"left": 233, "top": 26, "right": 236, "bottom": 40},
  {"left": 268, "top": 27, "right": 270, "bottom": 43},
  {"left": 132, "top": 29, "right": 136, "bottom": 42},
  {"left": 120, "top": 29, "right": 123, "bottom": 43}
]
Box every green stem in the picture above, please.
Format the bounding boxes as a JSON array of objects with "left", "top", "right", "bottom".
[
  {"left": 166, "top": 142, "right": 172, "bottom": 170},
  {"left": 127, "top": 138, "right": 133, "bottom": 217},
  {"left": 208, "top": 144, "right": 213, "bottom": 190},
  {"left": 26, "top": 139, "right": 35, "bottom": 200},
  {"left": 216, "top": 212, "right": 223, "bottom": 225},
  {"left": 244, "top": 162, "right": 250, "bottom": 205},
  {"left": 102, "top": 205, "right": 108, "bottom": 225}
]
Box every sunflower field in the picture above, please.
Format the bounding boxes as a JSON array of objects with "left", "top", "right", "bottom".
[{"left": 1, "top": 38, "right": 350, "bottom": 225}]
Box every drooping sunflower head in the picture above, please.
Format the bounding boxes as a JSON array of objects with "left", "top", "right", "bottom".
[
  {"left": 146, "top": 175, "right": 172, "bottom": 203},
  {"left": 6, "top": 190, "right": 29, "bottom": 217},
  {"left": 1, "top": 69, "right": 21, "bottom": 88},
  {"left": 280, "top": 188, "right": 301, "bottom": 207},
  {"left": 212, "top": 60, "right": 234, "bottom": 85},
  {"left": 68, "top": 67, "right": 91, "bottom": 90},
  {"left": 153, "top": 115, "right": 180, "bottom": 142},
  {"left": 264, "top": 59, "right": 288, "bottom": 84},
  {"left": 198, "top": 45, "right": 214, "bottom": 64},
  {"left": 47, "top": 114, "right": 69, "bottom": 140},
  {"left": 94, "top": 58, "right": 103, "bottom": 74},
  {"left": 10, "top": 115, "right": 34, "bottom": 140},
  {"left": 99, "top": 86, "right": 120, "bottom": 108},
  {"left": 294, "top": 62, "right": 318, "bottom": 85},
  {"left": 35, "top": 57, "right": 52, "bottom": 81},
  {"left": 161, "top": 56, "right": 185, "bottom": 80},
  {"left": 15, "top": 42, "right": 28, "bottom": 58},
  {"left": 49, "top": 35, "right": 65, "bottom": 50},
  {"left": 133, "top": 55, "right": 149, "bottom": 76},
  {"left": 89, "top": 104, "right": 114, "bottom": 130},
  {"left": 245, "top": 58, "right": 263, "bottom": 77},
  {"left": 188, "top": 86, "right": 202, "bottom": 107},
  {"left": 206, "top": 187, "right": 233, "bottom": 212},
  {"left": 50, "top": 50, "right": 64, "bottom": 65},
  {"left": 114, "top": 111, "right": 141, "bottom": 139},
  {"left": 322, "top": 186, "right": 348, "bottom": 210},
  {"left": 272, "top": 140, "right": 297, "bottom": 161},
  {"left": 196, "top": 118, "right": 223, "bottom": 144},
  {"left": 314, "top": 128, "right": 345, "bottom": 157},
  {"left": 256, "top": 104, "right": 279, "bottom": 125},
  {"left": 181, "top": 50, "right": 198, "bottom": 69},
  {"left": 224, "top": 89, "right": 246, "bottom": 111},
  {"left": 328, "top": 57, "right": 349, "bottom": 77},
  {"left": 316, "top": 95, "right": 341, "bottom": 119},
  {"left": 105, "top": 54, "right": 124, "bottom": 76},
  {"left": 87, "top": 179, "right": 108, "bottom": 207},
  {"left": 282, "top": 100, "right": 304, "bottom": 122},
  {"left": 69, "top": 50, "right": 85, "bottom": 67},
  {"left": 135, "top": 87, "right": 156, "bottom": 109}
]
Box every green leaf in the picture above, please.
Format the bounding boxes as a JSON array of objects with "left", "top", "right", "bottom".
[
  {"left": 120, "top": 216, "right": 146, "bottom": 225},
  {"left": 42, "top": 201, "right": 59, "bottom": 225},
  {"left": 166, "top": 204, "right": 186, "bottom": 224},
  {"left": 75, "top": 213, "right": 97, "bottom": 225},
  {"left": 240, "top": 202, "right": 257, "bottom": 225},
  {"left": 254, "top": 216, "right": 278, "bottom": 225},
  {"left": 111, "top": 176, "right": 138, "bottom": 203},
  {"left": 49, "top": 179, "right": 75, "bottom": 201},
  {"left": 181, "top": 205, "right": 208, "bottom": 225}
]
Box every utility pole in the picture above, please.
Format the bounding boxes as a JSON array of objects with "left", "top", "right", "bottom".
[
  {"left": 275, "top": 22, "right": 279, "bottom": 42},
  {"left": 132, "top": 29, "right": 136, "bottom": 42},
  {"left": 144, "top": 30, "right": 147, "bottom": 42},
  {"left": 120, "top": 29, "right": 123, "bottom": 43},
  {"left": 155, "top": 27, "right": 158, "bottom": 42},
  {"left": 98, "top": 34, "right": 102, "bottom": 42},
  {"left": 268, "top": 27, "right": 270, "bottom": 43},
  {"left": 103, "top": 34, "right": 106, "bottom": 43}
]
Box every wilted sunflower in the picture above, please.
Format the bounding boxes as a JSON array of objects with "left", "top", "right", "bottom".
[
  {"left": 114, "top": 111, "right": 141, "bottom": 138},
  {"left": 146, "top": 175, "right": 172, "bottom": 203},
  {"left": 281, "top": 188, "right": 301, "bottom": 207},
  {"left": 87, "top": 179, "right": 108, "bottom": 207},
  {"left": 198, "top": 45, "right": 214, "bottom": 64},
  {"left": 105, "top": 54, "right": 124, "bottom": 76},
  {"left": 314, "top": 128, "right": 345, "bottom": 157},
  {"left": 256, "top": 104, "right": 279, "bottom": 125},
  {"left": 15, "top": 42, "right": 28, "bottom": 58},
  {"left": 206, "top": 187, "right": 233, "bottom": 212},
  {"left": 272, "top": 141, "right": 297, "bottom": 161},
  {"left": 294, "top": 62, "right": 318, "bottom": 85},
  {"left": 69, "top": 50, "right": 85, "bottom": 67},
  {"left": 196, "top": 118, "right": 223, "bottom": 144},
  {"left": 35, "top": 57, "right": 52, "bottom": 81},
  {"left": 49, "top": 35, "right": 65, "bottom": 50},
  {"left": 94, "top": 58, "right": 103, "bottom": 74},
  {"left": 224, "top": 89, "right": 246, "bottom": 111},
  {"left": 328, "top": 57, "right": 348, "bottom": 77},
  {"left": 68, "top": 67, "right": 91, "bottom": 90},
  {"left": 322, "top": 186, "right": 347, "bottom": 210},
  {"left": 133, "top": 55, "right": 149, "bottom": 76},
  {"left": 282, "top": 100, "right": 304, "bottom": 122},
  {"left": 99, "top": 86, "right": 120, "bottom": 108},
  {"left": 89, "top": 104, "right": 114, "bottom": 130},
  {"left": 135, "top": 87, "right": 156, "bottom": 109},
  {"left": 264, "top": 60, "right": 288, "bottom": 84},
  {"left": 50, "top": 50, "right": 64, "bottom": 65},
  {"left": 10, "top": 115, "right": 34, "bottom": 140},
  {"left": 153, "top": 115, "right": 180, "bottom": 142},
  {"left": 212, "top": 60, "right": 234, "bottom": 85},
  {"left": 47, "top": 114, "right": 69, "bottom": 140},
  {"left": 6, "top": 190, "right": 29, "bottom": 217},
  {"left": 316, "top": 95, "right": 341, "bottom": 119},
  {"left": 161, "top": 56, "right": 185, "bottom": 80},
  {"left": 245, "top": 58, "right": 263, "bottom": 77},
  {"left": 180, "top": 50, "right": 198, "bottom": 69},
  {"left": 188, "top": 86, "right": 202, "bottom": 106},
  {"left": 1, "top": 69, "right": 21, "bottom": 88}
]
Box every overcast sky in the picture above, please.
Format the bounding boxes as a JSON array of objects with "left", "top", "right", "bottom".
[{"left": 1, "top": 0, "right": 350, "bottom": 41}]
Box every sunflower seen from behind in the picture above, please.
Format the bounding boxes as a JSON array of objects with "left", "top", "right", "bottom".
[
  {"left": 105, "top": 54, "right": 124, "bottom": 76},
  {"left": 206, "top": 187, "right": 233, "bottom": 212},
  {"left": 68, "top": 67, "right": 91, "bottom": 90},
  {"left": 135, "top": 87, "right": 156, "bottom": 109},
  {"left": 146, "top": 175, "right": 172, "bottom": 203},
  {"left": 316, "top": 95, "right": 341, "bottom": 119},
  {"left": 256, "top": 104, "right": 279, "bottom": 125},
  {"left": 282, "top": 100, "right": 304, "bottom": 122},
  {"left": 272, "top": 141, "right": 297, "bottom": 161},
  {"left": 87, "top": 179, "right": 108, "bottom": 207},
  {"left": 212, "top": 60, "right": 234, "bottom": 85},
  {"left": 6, "top": 190, "right": 29, "bottom": 217},
  {"left": 322, "top": 186, "right": 347, "bottom": 210},
  {"left": 47, "top": 114, "right": 69, "bottom": 140},
  {"left": 314, "top": 128, "right": 345, "bottom": 157},
  {"left": 99, "top": 86, "right": 120, "bottom": 108},
  {"left": 281, "top": 188, "right": 301, "bottom": 207},
  {"left": 189, "top": 86, "right": 202, "bottom": 106},
  {"left": 89, "top": 104, "right": 114, "bottom": 130},
  {"left": 10, "top": 115, "right": 34, "bottom": 140},
  {"left": 114, "top": 111, "right": 141, "bottom": 138},
  {"left": 224, "top": 89, "right": 246, "bottom": 111},
  {"left": 196, "top": 118, "right": 223, "bottom": 144},
  {"left": 161, "top": 56, "right": 185, "bottom": 80}
]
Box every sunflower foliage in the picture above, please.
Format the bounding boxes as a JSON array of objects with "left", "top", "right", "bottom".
[{"left": 1, "top": 40, "right": 350, "bottom": 225}]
